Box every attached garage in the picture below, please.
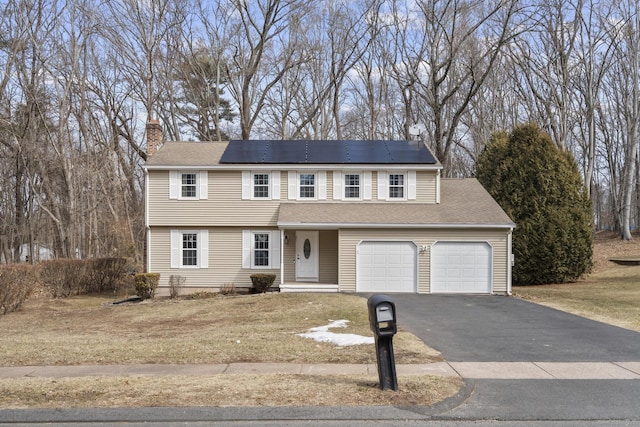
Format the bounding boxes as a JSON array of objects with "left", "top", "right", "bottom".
[
  {"left": 431, "top": 241, "right": 492, "bottom": 294},
  {"left": 356, "top": 241, "right": 417, "bottom": 292}
]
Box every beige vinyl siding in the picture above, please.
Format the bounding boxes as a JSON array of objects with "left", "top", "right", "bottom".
[
  {"left": 416, "top": 171, "right": 438, "bottom": 203},
  {"left": 319, "top": 231, "right": 339, "bottom": 283},
  {"left": 283, "top": 232, "right": 296, "bottom": 283},
  {"left": 338, "top": 228, "right": 509, "bottom": 294},
  {"left": 148, "top": 170, "right": 280, "bottom": 227},
  {"left": 148, "top": 169, "right": 439, "bottom": 228},
  {"left": 149, "top": 226, "right": 281, "bottom": 296}
]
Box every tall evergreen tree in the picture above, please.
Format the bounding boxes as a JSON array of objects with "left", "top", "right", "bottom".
[{"left": 476, "top": 124, "right": 593, "bottom": 285}]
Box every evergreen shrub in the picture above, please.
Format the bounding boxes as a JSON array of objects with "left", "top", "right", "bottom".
[
  {"left": 475, "top": 124, "right": 593, "bottom": 285},
  {"left": 250, "top": 274, "right": 276, "bottom": 293}
]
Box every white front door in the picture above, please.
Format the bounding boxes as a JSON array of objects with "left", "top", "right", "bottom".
[{"left": 296, "top": 231, "right": 319, "bottom": 281}]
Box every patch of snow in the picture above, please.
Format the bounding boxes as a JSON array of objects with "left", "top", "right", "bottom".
[{"left": 297, "top": 319, "right": 374, "bottom": 347}]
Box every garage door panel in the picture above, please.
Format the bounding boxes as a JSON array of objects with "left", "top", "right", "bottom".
[
  {"left": 357, "top": 241, "right": 417, "bottom": 293},
  {"left": 432, "top": 242, "right": 492, "bottom": 294}
]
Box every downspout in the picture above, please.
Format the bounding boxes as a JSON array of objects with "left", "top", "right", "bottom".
[
  {"left": 436, "top": 169, "right": 441, "bottom": 204},
  {"left": 507, "top": 228, "right": 513, "bottom": 295},
  {"left": 280, "top": 229, "right": 285, "bottom": 287},
  {"left": 145, "top": 168, "right": 151, "bottom": 273}
]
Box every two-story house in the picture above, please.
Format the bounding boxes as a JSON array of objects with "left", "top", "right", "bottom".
[{"left": 144, "top": 120, "right": 515, "bottom": 296}]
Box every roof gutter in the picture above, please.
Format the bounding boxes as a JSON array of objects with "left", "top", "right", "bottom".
[
  {"left": 277, "top": 222, "right": 516, "bottom": 230},
  {"left": 144, "top": 164, "right": 444, "bottom": 172}
]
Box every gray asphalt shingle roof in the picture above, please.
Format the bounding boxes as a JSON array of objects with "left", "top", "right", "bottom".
[
  {"left": 277, "top": 179, "right": 514, "bottom": 228},
  {"left": 145, "top": 141, "right": 228, "bottom": 167}
]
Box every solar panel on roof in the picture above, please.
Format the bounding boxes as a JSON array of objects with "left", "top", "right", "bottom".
[{"left": 219, "top": 140, "right": 437, "bottom": 164}]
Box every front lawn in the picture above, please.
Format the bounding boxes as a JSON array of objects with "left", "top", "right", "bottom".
[
  {"left": 0, "top": 292, "right": 461, "bottom": 408},
  {"left": 514, "top": 235, "right": 640, "bottom": 332},
  {"left": 0, "top": 293, "right": 440, "bottom": 366}
]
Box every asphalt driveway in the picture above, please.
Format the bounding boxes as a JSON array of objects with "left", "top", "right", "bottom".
[{"left": 389, "top": 294, "right": 640, "bottom": 362}]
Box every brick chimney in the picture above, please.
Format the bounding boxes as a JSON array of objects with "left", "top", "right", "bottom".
[{"left": 146, "top": 119, "right": 163, "bottom": 157}]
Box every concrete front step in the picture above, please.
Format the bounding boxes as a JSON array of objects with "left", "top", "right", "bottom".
[{"left": 279, "top": 283, "right": 339, "bottom": 293}]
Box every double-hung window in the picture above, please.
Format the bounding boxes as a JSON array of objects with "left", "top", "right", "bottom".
[
  {"left": 181, "top": 173, "right": 197, "bottom": 198},
  {"left": 299, "top": 173, "right": 315, "bottom": 199},
  {"left": 170, "top": 230, "right": 209, "bottom": 268},
  {"left": 253, "top": 233, "right": 270, "bottom": 267},
  {"left": 241, "top": 171, "right": 280, "bottom": 200},
  {"left": 288, "top": 171, "right": 326, "bottom": 200},
  {"left": 253, "top": 173, "right": 270, "bottom": 198},
  {"left": 378, "top": 171, "right": 415, "bottom": 200},
  {"left": 242, "top": 230, "right": 281, "bottom": 269},
  {"left": 344, "top": 174, "right": 360, "bottom": 199},
  {"left": 388, "top": 174, "right": 405, "bottom": 199},
  {"left": 333, "top": 171, "right": 370, "bottom": 200},
  {"left": 181, "top": 233, "right": 198, "bottom": 266},
  {"left": 169, "top": 171, "right": 208, "bottom": 200}
]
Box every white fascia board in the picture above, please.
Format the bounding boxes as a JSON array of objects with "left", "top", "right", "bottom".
[
  {"left": 145, "top": 164, "right": 444, "bottom": 172},
  {"left": 278, "top": 221, "right": 515, "bottom": 230}
]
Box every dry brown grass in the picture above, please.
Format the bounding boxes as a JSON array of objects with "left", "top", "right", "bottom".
[
  {"left": 0, "top": 292, "right": 457, "bottom": 408},
  {"left": 0, "top": 293, "right": 440, "bottom": 366},
  {"left": 0, "top": 374, "right": 463, "bottom": 408},
  {"left": 514, "top": 232, "right": 640, "bottom": 332}
]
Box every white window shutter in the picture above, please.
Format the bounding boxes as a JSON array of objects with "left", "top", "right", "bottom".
[
  {"left": 271, "top": 171, "right": 280, "bottom": 200},
  {"left": 199, "top": 171, "right": 208, "bottom": 200},
  {"left": 170, "top": 230, "right": 180, "bottom": 268},
  {"left": 288, "top": 171, "right": 296, "bottom": 200},
  {"left": 318, "top": 171, "right": 327, "bottom": 200},
  {"left": 271, "top": 231, "right": 280, "bottom": 269},
  {"left": 242, "top": 171, "right": 251, "bottom": 200},
  {"left": 199, "top": 230, "right": 209, "bottom": 268},
  {"left": 408, "top": 170, "right": 417, "bottom": 200},
  {"left": 333, "top": 171, "right": 343, "bottom": 200},
  {"left": 169, "top": 171, "right": 178, "bottom": 200},
  {"left": 363, "top": 171, "right": 372, "bottom": 200},
  {"left": 377, "top": 171, "right": 387, "bottom": 200},
  {"left": 242, "top": 230, "right": 251, "bottom": 268}
]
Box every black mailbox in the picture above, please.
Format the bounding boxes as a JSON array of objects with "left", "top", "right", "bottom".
[
  {"left": 368, "top": 294, "right": 397, "bottom": 337},
  {"left": 367, "top": 294, "right": 398, "bottom": 391}
]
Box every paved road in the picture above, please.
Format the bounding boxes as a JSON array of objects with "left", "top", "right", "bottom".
[{"left": 391, "top": 294, "right": 640, "bottom": 362}]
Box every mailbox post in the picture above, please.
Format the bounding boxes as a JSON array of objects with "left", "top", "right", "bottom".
[{"left": 367, "top": 294, "right": 398, "bottom": 391}]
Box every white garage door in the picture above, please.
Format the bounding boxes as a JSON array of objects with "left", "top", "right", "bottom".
[
  {"left": 431, "top": 242, "right": 492, "bottom": 294},
  {"left": 357, "top": 241, "right": 417, "bottom": 292}
]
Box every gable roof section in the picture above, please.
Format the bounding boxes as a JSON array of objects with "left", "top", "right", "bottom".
[
  {"left": 277, "top": 179, "right": 514, "bottom": 229},
  {"left": 220, "top": 140, "right": 439, "bottom": 165}
]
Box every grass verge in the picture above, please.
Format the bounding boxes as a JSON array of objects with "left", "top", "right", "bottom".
[{"left": 0, "top": 374, "right": 463, "bottom": 408}]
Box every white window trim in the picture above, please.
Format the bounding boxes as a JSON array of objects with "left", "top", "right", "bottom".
[
  {"left": 170, "top": 229, "right": 209, "bottom": 269},
  {"left": 288, "top": 171, "right": 326, "bottom": 200},
  {"left": 242, "top": 171, "right": 281, "bottom": 200},
  {"left": 335, "top": 171, "right": 371, "bottom": 201},
  {"left": 242, "top": 230, "right": 281, "bottom": 269},
  {"left": 377, "top": 170, "right": 416, "bottom": 201},
  {"left": 169, "top": 170, "right": 208, "bottom": 200}
]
